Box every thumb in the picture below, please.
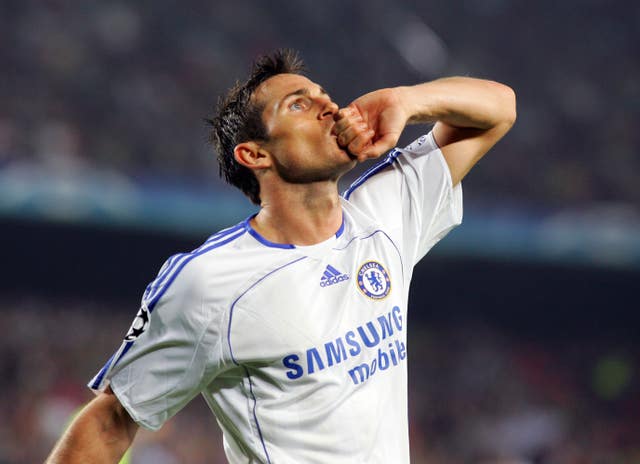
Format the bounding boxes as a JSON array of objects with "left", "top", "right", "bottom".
[{"left": 358, "top": 132, "right": 399, "bottom": 160}]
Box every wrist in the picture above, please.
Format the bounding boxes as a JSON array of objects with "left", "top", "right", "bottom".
[
  {"left": 396, "top": 84, "right": 440, "bottom": 125},
  {"left": 393, "top": 86, "right": 416, "bottom": 123}
]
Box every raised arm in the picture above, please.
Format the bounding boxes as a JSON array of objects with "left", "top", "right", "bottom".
[
  {"left": 334, "top": 76, "right": 516, "bottom": 185},
  {"left": 403, "top": 77, "right": 516, "bottom": 185},
  {"left": 46, "top": 388, "right": 138, "bottom": 464}
]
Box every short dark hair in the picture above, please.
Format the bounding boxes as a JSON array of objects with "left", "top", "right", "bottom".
[{"left": 207, "top": 49, "right": 306, "bottom": 205}]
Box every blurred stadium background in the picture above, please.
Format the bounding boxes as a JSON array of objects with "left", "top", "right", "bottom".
[{"left": 2, "top": 0, "right": 639, "bottom": 462}]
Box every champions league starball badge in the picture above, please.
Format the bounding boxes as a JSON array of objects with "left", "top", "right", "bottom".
[
  {"left": 357, "top": 261, "right": 391, "bottom": 299},
  {"left": 124, "top": 304, "right": 150, "bottom": 341}
]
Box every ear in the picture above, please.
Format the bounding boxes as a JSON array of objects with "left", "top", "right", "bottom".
[{"left": 234, "top": 141, "right": 271, "bottom": 170}]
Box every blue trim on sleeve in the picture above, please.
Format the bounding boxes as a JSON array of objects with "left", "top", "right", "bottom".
[
  {"left": 144, "top": 223, "right": 246, "bottom": 302},
  {"left": 146, "top": 228, "right": 246, "bottom": 311},
  {"left": 90, "top": 226, "right": 246, "bottom": 389},
  {"left": 89, "top": 341, "right": 135, "bottom": 389},
  {"left": 342, "top": 149, "right": 401, "bottom": 200},
  {"left": 90, "top": 353, "right": 115, "bottom": 389}
]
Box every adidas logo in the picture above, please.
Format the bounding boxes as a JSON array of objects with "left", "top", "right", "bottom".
[{"left": 320, "top": 265, "right": 350, "bottom": 287}]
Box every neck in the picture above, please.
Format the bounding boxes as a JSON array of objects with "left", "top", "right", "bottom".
[{"left": 252, "top": 181, "right": 343, "bottom": 246}]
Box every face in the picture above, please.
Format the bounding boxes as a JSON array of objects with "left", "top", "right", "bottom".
[{"left": 252, "top": 73, "right": 356, "bottom": 183}]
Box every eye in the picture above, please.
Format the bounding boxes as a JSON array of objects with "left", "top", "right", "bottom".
[{"left": 289, "top": 99, "right": 308, "bottom": 112}]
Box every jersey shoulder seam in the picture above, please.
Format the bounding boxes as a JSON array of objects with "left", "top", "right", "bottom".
[{"left": 143, "top": 224, "right": 248, "bottom": 311}]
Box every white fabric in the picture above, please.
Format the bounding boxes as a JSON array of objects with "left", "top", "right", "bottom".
[{"left": 89, "top": 132, "right": 462, "bottom": 464}]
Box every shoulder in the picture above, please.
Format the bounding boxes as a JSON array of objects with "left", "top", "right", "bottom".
[
  {"left": 142, "top": 217, "right": 306, "bottom": 312},
  {"left": 141, "top": 221, "right": 252, "bottom": 310},
  {"left": 342, "top": 132, "right": 441, "bottom": 201},
  {"left": 402, "top": 132, "right": 440, "bottom": 156}
]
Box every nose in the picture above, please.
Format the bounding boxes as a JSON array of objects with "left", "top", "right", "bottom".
[{"left": 319, "top": 98, "right": 339, "bottom": 120}]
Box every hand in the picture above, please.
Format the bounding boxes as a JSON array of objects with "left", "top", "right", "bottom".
[{"left": 333, "top": 87, "right": 409, "bottom": 162}]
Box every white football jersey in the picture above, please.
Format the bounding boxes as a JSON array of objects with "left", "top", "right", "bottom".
[{"left": 89, "top": 132, "right": 462, "bottom": 463}]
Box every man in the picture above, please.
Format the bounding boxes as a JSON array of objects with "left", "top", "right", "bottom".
[{"left": 47, "top": 49, "right": 515, "bottom": 463}]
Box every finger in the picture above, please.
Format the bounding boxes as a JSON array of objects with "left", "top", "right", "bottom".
[
  {"left": 359, "top": 133, "right": 399, "bottom": 159},
  {"left": 333, "top": 107, "right": 356, "bottom": 124},
  {"left": 335, "top": 106, "right": 356, "bottom": 119},
  {"left": 336, "top": 122, "right": 370, "bottom": 148},
  {"left": 332, "top": 109, "right": 364, "bottom": 135},
  {"left": 337, "top": 104, "right": 363, "bottom": 120},
  {"left": 347, "top": 129, "right": 375, "bottom": 156}
]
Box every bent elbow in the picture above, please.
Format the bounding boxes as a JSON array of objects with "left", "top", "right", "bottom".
[{"left": 501, "top": 84, "right": 517, "bottom": 128}]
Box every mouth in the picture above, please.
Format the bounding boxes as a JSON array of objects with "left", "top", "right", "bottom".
[{"left": 331, "top": 134, "right": 356, "bottom": 159}]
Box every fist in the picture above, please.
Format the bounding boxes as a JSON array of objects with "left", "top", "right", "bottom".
[
  {"left": 332, "top": 106, "right": 375, "bottom": 161},
  {"left": 333, "top": 87, "right": 409, "bottom": 161}
]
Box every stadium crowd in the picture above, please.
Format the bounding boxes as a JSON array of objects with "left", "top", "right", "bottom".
[
  {"left": 1, "top": 298, "right": 637, "bottom": 463},
  {"left": 1, "top": 0, "right": 639, "bottom": 207},
  {"left": 1, "top": 1, "right": 639, "bottom": 463}
]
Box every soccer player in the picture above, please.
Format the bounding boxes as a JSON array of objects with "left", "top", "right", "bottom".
[{"left": 46, "top": 49, "right": 516, "bottom": 463}]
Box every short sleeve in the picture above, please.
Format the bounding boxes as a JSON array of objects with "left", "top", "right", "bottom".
[
  {"left": 343, "top": 132, "right": 463, "bottom": 266},
  {"left": 88, "top": 256, "right": 229, "bottom": 431}
]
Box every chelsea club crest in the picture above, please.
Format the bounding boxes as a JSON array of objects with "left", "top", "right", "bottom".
[{"left": 357, "top": 261, "right": 391, "bottom": 300}]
